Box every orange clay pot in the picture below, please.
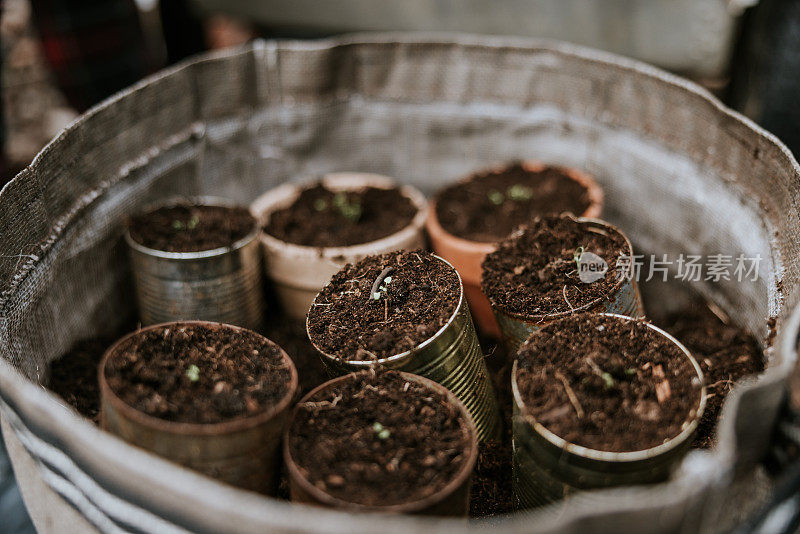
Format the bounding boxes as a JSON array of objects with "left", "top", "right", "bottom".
[{"left": 426, "top": 161, "right": 603, "bottom": 338}]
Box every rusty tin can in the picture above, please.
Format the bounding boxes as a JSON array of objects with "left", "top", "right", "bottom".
[
  {"left": 126, "top": 197, "right": 265, "bottom": 331},
  {"left": 490, "top": 218, "right": 644, "bottom": 355},
  {"left": 99, "top": 321, "right": 298, "bottom": 494},
  {"left": 511, "top": 314, "right": 706, "bottom": 508},
  {"left": 308, "top": 256, "right": 502, "bottom": 441},
  {"left": 283, "top": 371, "right": 478, "bottom": 515}
]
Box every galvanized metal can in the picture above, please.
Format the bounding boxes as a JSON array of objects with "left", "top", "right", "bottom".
[
  {"left": 126, "top": 197, "right": 265, "bottom": 331},
  {"left": 308, "top": 256, "right": 502, "bottom": 442},
  {"left": 283, "top": 371, "right": 478, "bottom": 515},
  {"left": 98, "top": 321, "right": 299, "bottom": 495},
  {"left": 490, "top": 218, "right": 645, "bottom": 355},
  {"left": 511, "top": 314, "right": 706, "bottom": 508}
]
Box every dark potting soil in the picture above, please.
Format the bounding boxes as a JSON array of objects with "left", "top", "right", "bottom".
[
  {"left": 659, "top": 301, "right": 764, "bottom": 449},
  {"left": 434, "top": 163, "right": 592, "bottom": 243},
  {"left": 288, "top": 370, "right": 472, "bottom": 507},
  {"left": 264, "top": 183, "right": 418, "bottom": 247},
  {"left": 48, "top": 337, "right": 114, "bottom": 424},
  {"left": 128, "top": 204, "right": 255, "bottom": 252},
  {"left": 516, "top": 314, "right": 702, "bottom": 452},
  {"left": 104, "top": 323, "right": 293, "bottom": 424},
  {"left": 481, "top": 215, "right": 628, "bottom": 317},
  {"left": 307, "top": 250, "right": 460, "bottom": 360}
]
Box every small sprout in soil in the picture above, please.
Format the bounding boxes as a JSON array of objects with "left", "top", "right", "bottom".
[
  {"left": 332, "top": 192, "right": 362, "bottom": 223},
  {"left": 573, "top": 246, "right": 584, "bottom": 267},
  {"left": 372, "top": 421, "right": 391, "bottom": 440},
  {"left": 369, "top": 266, "right": 395, "bottom": 302},
  {"left": 507, "top": 183, "right": 534, "bottom": 201},
  {"left": 313, "top": 198, "right": 328, "bottom": 211},
  {"left": 172, "top": 220, "right": 185, "bottom": 230},
  {"left": 187, "top": 215, "right": 200, "bottom": 230},
  {"left": 487, "top": 189, "right": 504, "bottom": 205},
  {"left": 185, "top": 364, "right": 200, "bottom": 382},
  {"left": 601, "top": 372, "right": 615, "bottom": 389},
  {"left": 625, "top": 367, "right": 637, "bottom": 376}
]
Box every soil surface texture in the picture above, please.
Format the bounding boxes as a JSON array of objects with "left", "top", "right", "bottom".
[
  {"left": 516, "top": 314, "right": 702, "bottom": 452},
  {"left": 659, "top": 301, "right": 764, "bottom": 448},
  {"left": 104, "top": 323, "right": 293, "bottom": 424},
  {"left": 288, "top": 370, "right": 472, "bottom": 507},
  {"left": 482, "top": 215, "right": 628, "bottom": 316},
  {"left": 264, "top": 183, "right": 417, "bottom": 247},
  {"left": 435, "top": 163, "right": 592, "bottom": 243},
  {"left": 49, "top": 337, "right": 114, "bottom": 424},
  {"left": 128, "top": 204, "right": 254, "bottom": 253},
  {"left": 307, "top": 250, "right": 460, "bottom": 360}
]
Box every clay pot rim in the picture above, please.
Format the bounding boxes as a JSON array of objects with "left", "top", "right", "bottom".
[
  {"left": 252, "top": 173, "right": 428, "bottom": 259},
  {"left": 511, "top": 313, "right": 707, "bottom": 462},
  {"left": 484, "top": 215, "right": 634, "bottom": 320},
  {"left": 283, "top": 370, "right": 478, "bottom": 513},
  {"left": 124, "top": 196, "right": 260, "bottom": 260},
  {"left": 306, "top": 254, "right": 465, "bottom": 366},
  {"left": 98, "top": 321, "right": 299, "bottom": 436},
  {"left": 425, "top": 160, "right": 604, "bottom": 253}
]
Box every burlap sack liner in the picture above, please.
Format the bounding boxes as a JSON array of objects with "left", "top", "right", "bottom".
[{"left": 0, "top": 34, "right": 796, "bottom": 533}]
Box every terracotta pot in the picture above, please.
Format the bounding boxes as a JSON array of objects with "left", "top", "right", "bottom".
[
  {"left": 427, "top": 161, "right": 603, "bottom": 338},
  {"left": 99, "top": 321, "right": 298, "bottom": 495},
  {"left": 512, "top": 314, "right": 706, "bottom": 508},
  {"left": 308, "top": 254, "right": 502, "bottom": 441},
  {"left": 283, "top": 371, "right": 478, "bottom": 515},
  {"left": 485, "top": 216, "right": 643, "bottom": 355},
  {"left": 252, "top": 173, "right": 427, "bottom": 320},
  {"left": 126, "top": 197, "right": 265, "bottom": 331}
]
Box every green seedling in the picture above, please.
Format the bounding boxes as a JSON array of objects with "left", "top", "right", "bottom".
[
  {"left": 625, "top": 368, "right": 637, "bottom": 376},
  {"left": 372, "top": 421, "right": 391, "bottom": 440},
  {"left": 313, "top": 198, "right": 328, "bottom": 211},
  {"left": 187, "top": 215, "right": 200, "bottom": 230},
  {"left": 332, "top": 192, "right": 362, "bottom": 222},
  {"left": 186, "top": 364, "right": 200, "bottom": 382},
  {"left": 172, "top": 220, "right": 185, "bottom": 230},
  {"left": 487, "top": 189, "right": 504, "bottom": 205},
  {"left": 601, "top": 372, "right": 615, "bottom": 389},
  {"left": 507, "top": 183, "right": 534, "bottom": 201}
]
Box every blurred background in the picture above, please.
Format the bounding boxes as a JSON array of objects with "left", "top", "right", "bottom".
[{"left": 1, "top": 0, "right": 799, "bottom": 531}]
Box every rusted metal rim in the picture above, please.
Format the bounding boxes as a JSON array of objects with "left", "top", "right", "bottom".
[
  {"left": 425, "top": 160, "right": 604, "bottom": 252},
  {"left": 98, "top": 320, "right": 299, "bottom": 436},
  {"left": 255, "top": 174, "right": 428, "bottom": 259},
  {"left": 282, "top": 371, "right": 478, "bottom": 513},
  {"left": 124, "top": 196, "right": 260, "bottom": 260},
  {"left": 511, "top": 313, "right": 707, "bottom": 463},
  {"left": 307, "top": 255, "right": 466, "bottom": 367},
  {"left": 486, "top": 216, "right": 636, "bottom": 322}
]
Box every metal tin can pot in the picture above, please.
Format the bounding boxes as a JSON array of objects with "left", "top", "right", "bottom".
[
  {"left": 283, "top": 371, "right": 478, "bottom": 515},
  {"left": 427, "top": 161, "right": 604, "bottom": 339},
  {"left": 99, "top": 321, "right": 299, "bottom": 494},
  {"left": 252, "top": 173, "right": 428, "bottom": 320},
  {"left": 126, "top": 197, "right": 265, "bottom": 331},
  {"left": 489, "top": 217, "right": 644, "bottom": 355},
  {"left": 511, "top": 314, "right": 706, "bottom": 508},
  {"left": 308, "top": 256, "right": 502, "bottom": 441}
]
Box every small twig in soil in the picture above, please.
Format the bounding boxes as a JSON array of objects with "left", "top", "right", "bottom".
[
  {"left": 562, "top": 285, "right": 575, "bottom": 312},
  {"left": 555, "top": 371, "right": 584, "bottom": 418},
  {"left": 370, "top": 266, "right": 395, "bottom": 301}
]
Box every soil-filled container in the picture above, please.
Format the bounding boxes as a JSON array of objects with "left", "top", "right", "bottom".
[
  {"left": 427, "top": 161, "right": 603, "bottom": 337},
  {"left": 99, "top": 321, "right": 298, "bottom": 494},
  {"left": 482, "top": 214, "right": 643, "bottom": 354},
  {"left": 284, "top": 370, "right": 478, "bottom": 515},
  {"left": 306, "top": 250, "right": 502, "bottom": 441},
  {"left": 126, "top": 198, "right": 264, "bottom": 331},
  {"left": 253, "top": 173, "right": 427, "bottom": 320},
  {"left": 512, "top": 313, "right": 706, "bottom": 507}
]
